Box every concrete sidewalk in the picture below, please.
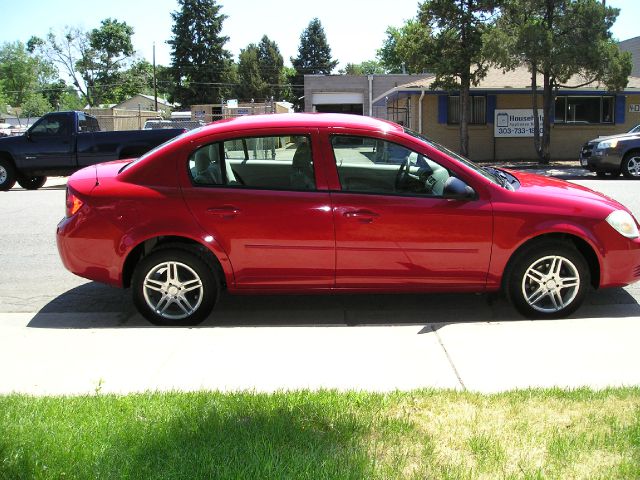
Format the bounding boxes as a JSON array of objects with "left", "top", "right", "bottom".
[{"left": 1, "top": 305, "right": 639, "bottom": 395}]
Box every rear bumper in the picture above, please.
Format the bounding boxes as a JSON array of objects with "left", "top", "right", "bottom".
[{"left": 56, "top": 213, "right": 124, "bottom": 287}]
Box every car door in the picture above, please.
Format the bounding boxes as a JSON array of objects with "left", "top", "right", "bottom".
[
  {"left": 327, "top": 133, "right": 493, "bottom": 290},
  {"left": 181, "top": 128, "right": 335, "bottom": 290},
  {"left": 20, "top": 113, "right": 74, "bottom": 170}
]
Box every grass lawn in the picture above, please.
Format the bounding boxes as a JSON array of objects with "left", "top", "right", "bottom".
[{"left": 1, "top": 388, "right": 639, "bottom": 479}]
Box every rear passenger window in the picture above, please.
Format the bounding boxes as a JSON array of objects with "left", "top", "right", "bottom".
[{"left": 188, "top": 135, "right": 316, "bottom": 191}]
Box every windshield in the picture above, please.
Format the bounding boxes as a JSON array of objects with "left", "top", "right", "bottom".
[
  {"left": 629, "top": 125, "right": 640, "bottom": 134},
  {"left": 403, "top": 127, "right": 503, "bottom": 185},
  {"left": 119, "top": 127, "right": 203, "bottom": 173}
]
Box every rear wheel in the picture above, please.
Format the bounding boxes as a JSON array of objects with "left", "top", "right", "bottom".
[
  {"left": 0, "top": 159, "right": 17, "bottom": 191},
  {"left": 507, "top": 242, "right": 590, "bottom": 319},
  {"left": 132, "top": 248, "right": 219, "bottom": 326},
  {"left": 17, "top": 175, "right": 47, "bottom": 190},
  {"left": 621, "top": 151, "right": 640, "bottom": 179}
]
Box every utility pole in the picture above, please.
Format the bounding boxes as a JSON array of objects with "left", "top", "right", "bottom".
[{"left": 153, "top": 42, "right": 158, "bottom": 112}]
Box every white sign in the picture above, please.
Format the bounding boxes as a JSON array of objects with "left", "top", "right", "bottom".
[
  {"left": 494, "top": 109, "right": 544, "bottom": 137},
  {"left": 629, "top": 104, "right": 640, "bottom": 113}
]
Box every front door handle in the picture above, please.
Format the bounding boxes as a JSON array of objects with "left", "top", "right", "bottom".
[
  {"left": 343, "top": 209, "right": 379, "bottom": 223},
  {"left": 207, "top": 206, "right": 241, "bottom": 218}
]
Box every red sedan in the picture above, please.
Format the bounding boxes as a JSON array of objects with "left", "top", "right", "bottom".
[{"left": 57, "top": 114, "right": 640, "bottom": 325}]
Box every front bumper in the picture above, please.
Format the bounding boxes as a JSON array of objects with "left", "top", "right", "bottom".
[{"left": 580, "top": 147, "right": 622, "bottom": 173}]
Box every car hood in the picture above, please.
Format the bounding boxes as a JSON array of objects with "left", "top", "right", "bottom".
[
  {"left": 587, "top": 132, "right": 640, "bottom": 144},
  {"left": 504, "top": 169, "right": 629, "bottom": 214}
]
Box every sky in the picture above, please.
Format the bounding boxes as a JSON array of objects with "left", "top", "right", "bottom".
[{"left": 1, "top": 0, "right": 638, "bottom": 70}]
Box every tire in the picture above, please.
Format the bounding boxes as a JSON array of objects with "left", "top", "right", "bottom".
[
  {"left": 132, "top": 248, "right": 219, "bottom": 326},
  {"left": 0, "top": 158, "right": 17, "bottom": 191},
  {"left": 17, "top": 175, "right": 47, "bottom": 190},
  {"left": 506, "top": 242, "right": 590, "bottom": 319},
  {"left": 621, "top": 151, "right": 640, "bottom": 179}
]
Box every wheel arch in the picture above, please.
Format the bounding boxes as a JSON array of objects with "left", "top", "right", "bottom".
[
  {"left": 121, "top": 235, "right": 231, "bottom": 290},
  {"left": 501, "top": 232, "right": 601, "bottom": 291}
]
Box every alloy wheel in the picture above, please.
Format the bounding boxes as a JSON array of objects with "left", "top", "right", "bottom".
[
  {"left": 142, "top": 261, "right": 204, "bottom": 320},
  {"left": 521, "top": 255, "right": 580, "bottom": 313}
]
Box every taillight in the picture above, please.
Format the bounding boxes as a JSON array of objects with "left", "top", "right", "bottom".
[{"left": 65, "top": 188, "right": 84, "bottom": 217}]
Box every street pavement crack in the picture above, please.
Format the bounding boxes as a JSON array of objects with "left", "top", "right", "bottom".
[{"left": 431, "top": 324, "right": 467, "bottom": 391}]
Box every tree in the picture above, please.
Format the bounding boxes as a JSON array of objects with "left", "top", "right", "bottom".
[
  {"left": 377, "top": 21, "right": 431, "bottom": 74},
  {"left": 0, "top": 41, "right": 56, "bottom": 107},
  {"left": 236, "top": 44, "right": 266, "bottom": 101},
  {"left": 290, "top": 18, "right": 338, "bottom": 110},
  {"left": 339, "top": 60, "right": 386, "bottom": 75},
  {"left": 485, "top": 0, "right": 632, "bottom": 163},
  {"left": 20, "top": 93, "right": 52, "bottom": 117},
  {"left": 28, "top": 18, "right": 136, "bottom": 106},
  {"left": 256, "top": 35, "right": 288, "bottom": 100},
  {"left": 168, "top": 0, "right": 234, "bottom": 106},
  {"left": 416, "top": 0, "right": 499, "bottom": 157}
]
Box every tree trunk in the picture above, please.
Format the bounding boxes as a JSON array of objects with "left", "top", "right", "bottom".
[
  {"left": 459, "top": 73, "right": 470, "bottom": 157},
  {"left": 541, "top": 72, "right": 553, "bottom": 164},
  {"left": 531, "top": 64, "right": 543, "bottom": 161}
]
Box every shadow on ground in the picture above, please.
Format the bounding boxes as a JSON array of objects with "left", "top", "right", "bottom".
[{"left": 26, "top": 281, "right": 640, "bottom": 330}]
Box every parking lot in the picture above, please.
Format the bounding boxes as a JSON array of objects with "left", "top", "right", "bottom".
[{"left": 1, "top": 172, "right": 640, "bottom": 395}]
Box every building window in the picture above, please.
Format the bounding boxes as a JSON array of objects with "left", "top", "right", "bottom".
[
  {"left": 554, "top": 96, "right": 615, "bottom": 124},
  {"left": 448, "top": 95, "right": 486, "bottom": 125}
]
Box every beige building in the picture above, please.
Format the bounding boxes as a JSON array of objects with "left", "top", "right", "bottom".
[{"left": 372, "top": 67, "right": 640, "bottom": 161}]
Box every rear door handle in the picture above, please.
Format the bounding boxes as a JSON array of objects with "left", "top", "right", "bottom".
[
  {"left": 343, "top": 209, "right": 379, "bottom": 223},
  {"left": 207, "top": 206, "right": 241, "bottom": 218}
]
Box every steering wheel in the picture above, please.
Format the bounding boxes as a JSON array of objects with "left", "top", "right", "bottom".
[{"left": 395, "top": 158, "right": 410, "bottom": 191}]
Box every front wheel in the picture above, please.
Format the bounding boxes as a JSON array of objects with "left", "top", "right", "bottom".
[
  {"left": 507, "top": 243, "right": 590, "bottom": 319},
  {"left": 621, "top": 152, "right": 640, "bottom": 179},
  {"left": 17, "top": 175, "right": 47, "bottom": 190},
  {"left": 132, "top": 248, "right": 219, "bottom": 326}
]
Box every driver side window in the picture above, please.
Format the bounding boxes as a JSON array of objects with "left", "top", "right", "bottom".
[{"left": 330, "top": 135, "right": 450, "bottom": 196}]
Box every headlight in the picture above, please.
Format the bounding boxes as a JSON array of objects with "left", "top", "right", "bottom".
[
  {"left": 606, "top": 210, "right": 639, "bottom": 239},
  {"left": 596, "top": 139, "right": 619, "bottom": 149}
]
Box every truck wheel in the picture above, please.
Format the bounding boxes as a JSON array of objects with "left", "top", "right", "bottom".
[
  {"left": 17, "top": 175, "right": 47, "bottom": 190},
  {"left": 0, "top": 159, "right": 17, "bottom": 191},
  {"left": 621, "top": 151, "right": 640, "bottom": 179}
]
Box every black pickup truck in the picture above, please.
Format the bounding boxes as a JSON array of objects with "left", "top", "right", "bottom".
[{"left": 0, "top": 111, "right": 185, "bottom": 190}]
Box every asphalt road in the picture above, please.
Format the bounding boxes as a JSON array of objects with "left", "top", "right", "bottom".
[{"left": 1, "top": 173, "right": 639, "bottom": 394}]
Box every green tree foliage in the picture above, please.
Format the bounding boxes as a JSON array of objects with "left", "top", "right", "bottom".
[
  {"left": 0, "top": 41, "right": 56, "bottom": 107},
  {"left": 485, "top": 0, "right": 632, "bottom": 163},
  {"left": 235, "top": 36, "right": 289, "bottom": 102},
  {"left": 290, "top": 18, "right": 338, "bottom": 110},
  {"left": 237, "top": 44, "right": 265, "bottom": 101},
  {"left": 257, "top": 36, "right": 288, "bottom": 101},
  {"left": 168, "top": 0, "right": 234, "bottom": 106},
  {"left": 377, "top": 21, "right": 431, "bottom": 74},
  {"left": 28, "top": 18, "right": 136, "bottom": 107},
  {"left": 101, "top": 60, "right": 155, "bottom": 104},
  {"left": 417, "top": 0, "right": 499, "bottom": 157},
  {"left": 339, "top": 60, "right": 386, "bottom": 75},
  {"left": 20, "top": 92, "right": 52, "bottom": 117}
]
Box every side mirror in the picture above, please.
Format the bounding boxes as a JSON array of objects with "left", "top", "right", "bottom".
[{"left": 442, "top": 177, "right": 475, "bottom": 200}]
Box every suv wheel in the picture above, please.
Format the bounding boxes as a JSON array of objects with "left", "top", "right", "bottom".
[{"left": 621, "top": 151, "right": 640, "bottom": 179}]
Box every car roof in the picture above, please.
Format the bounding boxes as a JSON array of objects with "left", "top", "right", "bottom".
[{"left": 196, "top": 113, "right": 403, "bottom": 136}]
